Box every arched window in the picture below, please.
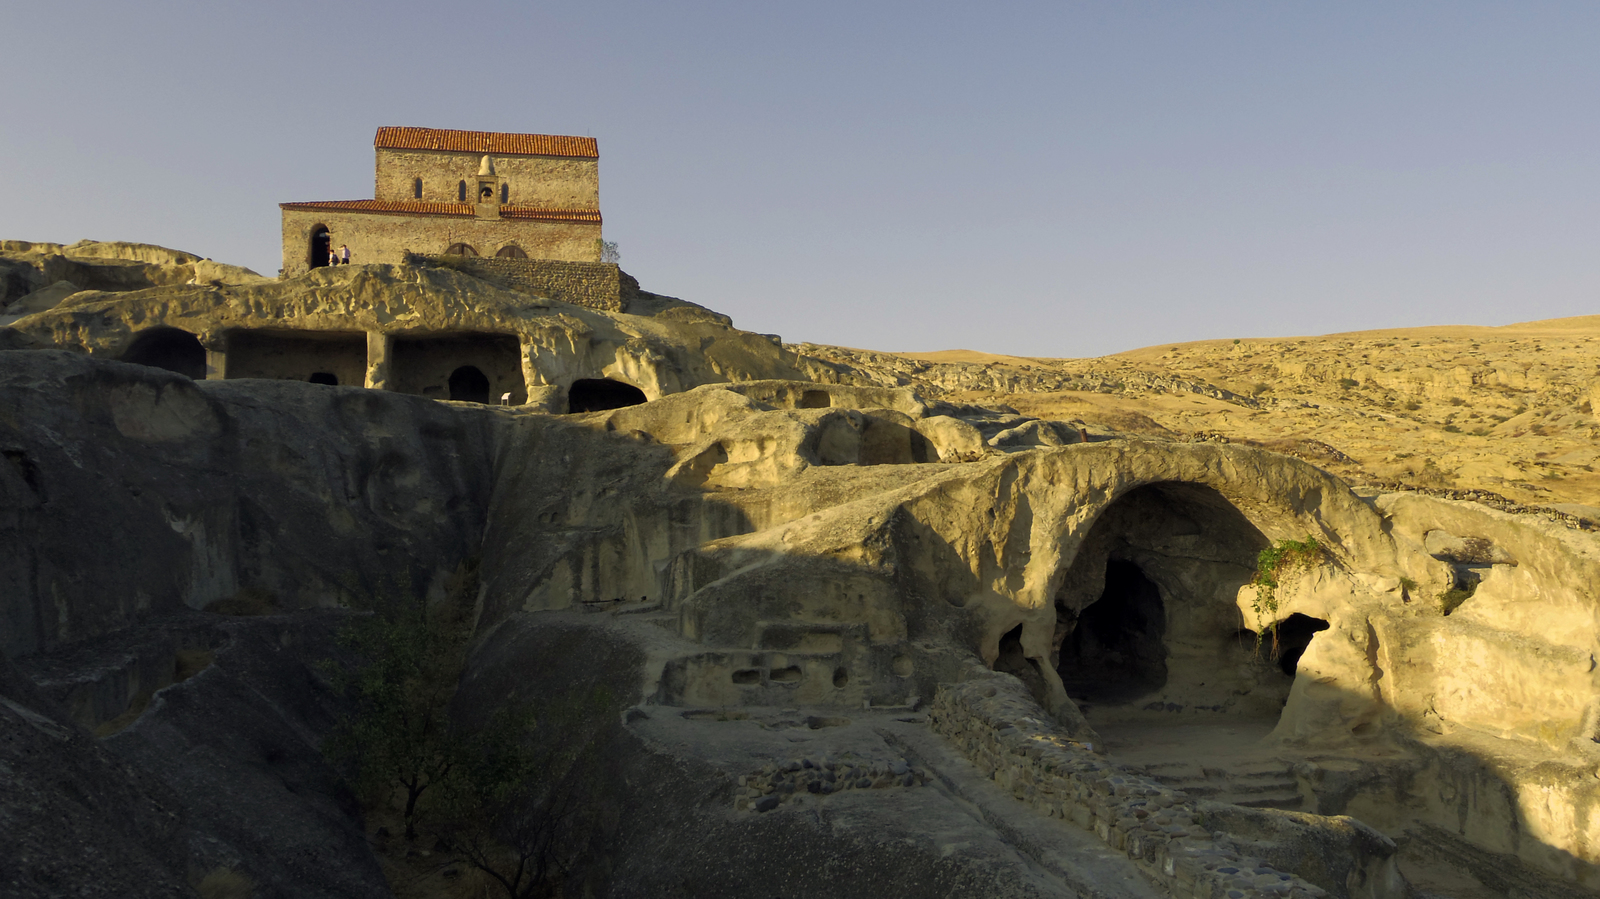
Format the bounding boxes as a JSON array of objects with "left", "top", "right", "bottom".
[
  {"left": 412, "top": 177, "right": 422, "bottom": 199},
  {"left": 457, "top": 180, "right": 467, "bottom": 202},
  {"left": 495, "top": 245, "right": 528, "bottom": 259},
  {"left": 500, "top": 182, "right": 509, "bottom": 204},
  {"left": 122, "top": 328, "right": 207, "bottom": 380},
  {"left": 444, "top": 243, "right": 478, "bottom": 257}
]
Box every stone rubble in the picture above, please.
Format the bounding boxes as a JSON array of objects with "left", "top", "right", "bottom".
[{"left": 736, "top": 753, "right": 930, "bottom": 812}]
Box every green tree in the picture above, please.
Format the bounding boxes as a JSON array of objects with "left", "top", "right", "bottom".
[
  {"left": 433, "top": 685, "right": 622, "bottom": 899},
  {"left": 323, "top": 597, "right": 472, "bottom": 840}
]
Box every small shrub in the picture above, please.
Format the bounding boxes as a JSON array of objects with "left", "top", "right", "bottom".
[
  {"left": 1442, "top": 424, "right": 1461, "bottom": 433},
  {"left": 1337, "top": 378, "right": 1358, "bottom": 390},
  {"left": 1398, "top": 576, "right": 1418, "bottom": 597},
  {"left": 1403, "top": 401, "right": 1421, "bottom": 411},
  {"left": 1251, "top": 537, "right": 1326, "bottom": 650},
  {"left": 1439, "top": 587, "right": 1475, "bottom": 616},
  {"left": 1448, "top": 397, "right": 1466, "bottom": 406}
]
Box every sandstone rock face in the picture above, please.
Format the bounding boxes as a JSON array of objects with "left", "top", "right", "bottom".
[
  {"left": 5, "top": 247, "right": 1600, "bottom": 897},
  {"left": 0, "top": 351, "right": 497, "bottom": 658},
  {"left": 0, "top": 649, "right": 194, "bottom": 899}
]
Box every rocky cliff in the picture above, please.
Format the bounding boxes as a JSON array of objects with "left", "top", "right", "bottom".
[{"left": 3, "top": 241, "right": 1597, "bottom": 899}]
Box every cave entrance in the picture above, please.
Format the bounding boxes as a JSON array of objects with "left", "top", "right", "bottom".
[
  {"left": 1051, "top": 482, "right": 1276, "bottom": 717},
  {"left": 226, "top": 330, "right": 366, "bottom": 387},
  {"left": 390, "top": 333, "right": 525, "bottom": 405},
  {"left": 567, "top": 378, "right": 647, "bottom": 413},
  {"left": 121, "top": 328, "right": 207, "bottom": 380},
  {"left": 1271, "top": 613, "right": 1330, "bottom": 677},
  {"left": 308, "top": 226, "right": 331, "bottom": 269},
  {"left": 1057, "top": 559, "right": 1168, "bottom": 703},
  {"left": 448, "top": 365, "right": 490, "bottom": 403}
]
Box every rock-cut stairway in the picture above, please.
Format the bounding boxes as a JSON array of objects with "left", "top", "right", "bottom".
[{"left": 1122, "top": 758, "right": 1304, "bottom": 811}]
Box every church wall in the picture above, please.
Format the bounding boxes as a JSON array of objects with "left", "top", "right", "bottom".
[
  {"left": 374, "top": 148, "right": 598, "bottom": 209},
  {"left": 280, "top": 209, "right": 601, "bottom": 277}
]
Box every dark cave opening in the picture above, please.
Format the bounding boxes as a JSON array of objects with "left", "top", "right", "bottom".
[
  {"left": 1271, "top": 613, "right": 1330, "bottom": 677},
  {"left": 567, "top": 378, "right": 647, "bottom": 413},
  {"left": 1056, "top": 559, "right": 1168, "bottom": 703},
  {"left": 447, "top": 365, "right": 491, "bottom": 403},
  {"left": 121, "top": 327, "right": 207, "bottom": 380},
  {"left": 308, "top": 372, "right": 338, "bottom": 386}
]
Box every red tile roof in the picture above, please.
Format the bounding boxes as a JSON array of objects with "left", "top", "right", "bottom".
[
  {"left": 501, "top": 206, "right": 602, "bottom": 223},
  {"left": 280, "top": 199, "right": 474, "bottom": 216},
  {"left": 279, "top": 199, "right": 601, "bottom": 224},
  {"left": 374, "top": 127, "right": 598, "bottom": 158}
]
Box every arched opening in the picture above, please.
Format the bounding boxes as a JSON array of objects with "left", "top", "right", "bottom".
[
  {"left": 1056, "top": 559, "right": 1168, "bottom": 703},
  {"left": 444, "top": 243, "right": 478, "bottom": 257},
  {"left": 308, "top": 372, "right": 338, "bottom": 386},
  {"left": 567, "top": 378, "right": 647, "bottom": 413},
  {"left": 1049, "top": 482, "right": 1318, "bottom": 810},
  {"left": 412, "top": 177, "right": 422, "bottom": 199},
  {"left": 500, "top": 182, "right": 509, "bottom": 204},
  {"left": 457, "top": 180, "right": 467, "bottom": 202},
  {"left": 308, "top": 225, "right": 331, "bottom": 269},
  {"left": 121, "top": 328, "right": 207, "bottom": 380},
  {"left": 1271, "top": 613, "right": 1330, "bottom": 677},
  {"left": 447, "top": 365, "right": 491, "bottom": 403},
  {"left": 495, "top": 245, "right": 528, "bottom": 259},
  {"left": 994, "top": 624, "right": 1052, "bottom": 708},
  {"left": 799, "top": 389, "right": 831, "bottom": 408},
  {"left": 479, "top": 184, "right": 494, "bottom": 201},
  {"left": 1052, "top": 482, "right": 1271, "bottom": 714}
]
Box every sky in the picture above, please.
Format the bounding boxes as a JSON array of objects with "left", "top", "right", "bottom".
[{"left": 3, "top": 1, "right": 1598, "bottom": 357}]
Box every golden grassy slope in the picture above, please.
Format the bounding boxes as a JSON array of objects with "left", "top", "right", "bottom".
[{"left": 882, "top": 316, "right": 1600, "bottom": 512}]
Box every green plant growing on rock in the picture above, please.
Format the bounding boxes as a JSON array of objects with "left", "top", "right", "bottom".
[{"left": 1250, "top": 537, "right": 1326, "bottom": 652}]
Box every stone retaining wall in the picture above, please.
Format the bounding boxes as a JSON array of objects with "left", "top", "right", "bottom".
[
  {"left": 406, "top": 253, "right": 636, "bottom": 312},
  {"left": 929, "top": 676, "right": 1400, "bottom": 899}
]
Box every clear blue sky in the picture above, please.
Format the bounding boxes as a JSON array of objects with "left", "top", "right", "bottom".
[{"left": 4, "top": 2, "right": 1597, "bottom": 357}]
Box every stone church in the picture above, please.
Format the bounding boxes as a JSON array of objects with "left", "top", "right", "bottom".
[{"left": 279, "top": 126, "right": 603, "bottom": 276}]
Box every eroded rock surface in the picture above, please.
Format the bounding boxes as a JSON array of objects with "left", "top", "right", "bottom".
[{"left": 3, "top": 243, "right": 1599, "bottom": 898}]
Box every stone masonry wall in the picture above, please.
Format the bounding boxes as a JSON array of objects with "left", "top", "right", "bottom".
[
  {"left": 406, "top": 253, "right": 636, "bottom": 313},
  {"left": 374, "top": 148, "right": 598, "bottom": 208},
  {"left": 280, "top": 208, "right": 600, "bottom": 277},
  {"left": 929, "top": 675, "right": 1403, "bottom": 899}
]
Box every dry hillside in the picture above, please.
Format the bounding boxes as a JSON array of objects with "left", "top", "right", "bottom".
[{"left": 797, "top": 315, "right": 1600, "bottom": 519}]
